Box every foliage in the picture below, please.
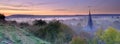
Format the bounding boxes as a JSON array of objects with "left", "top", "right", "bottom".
[
  {"left": 97, "top": 27, "right": 120, "bottom": 44},
  {"left": 93, "top": 29, "right": 104, "bottom": 44},
  {"left": 33, "top": 20, "right": 47, "bottom": 26},
  {"left": 0, "top": 22, "right": 50, "bottom": 44},
  {"left": 33, "top": 20, "right": 74, "bottom": 44},
  {"left": 19, "top": 22, "right": 30, "bottom": 28},
  {"left": 0, "top": 13, "right": 5, "bottom": 21},
  {"left": 70, "top": 37, "right": 86, "bottom": 44}
]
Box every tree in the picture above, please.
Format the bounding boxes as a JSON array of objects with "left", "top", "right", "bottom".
[
  {"left": 37, "top": 21, "right": 63, "bottom": 42},
  {"left": 94, "top": 28, "right": 105, "bottom": 44},
  {"left": 34, "top": 20, "right": 74, "bottom": 44},
  {"left": 19, "top": 22, "right": 29, "bottom": 28},
  {"left": 0, "top": 13, "right": 5, "bottom": 21},
  {"left": 33, "top": 19, "right": 47, "bottom": 26},
  {"left": 99, "top": 27, "right": 120, "bottom": 44},
  {"left": 70, "top": 37, "right": 86, "bottom": 44}
]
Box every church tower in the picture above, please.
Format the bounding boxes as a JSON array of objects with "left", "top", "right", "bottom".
[{"left": 87, "top": 9, "right": 93, "bottom": 30}]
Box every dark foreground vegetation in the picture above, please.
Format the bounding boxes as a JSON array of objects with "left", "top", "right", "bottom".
[
  {"left": 28, "top": 20, "right": 74, "bottom": 44},
  {"left": 0, "top": 14, "right": 120, "bottom": 44}
]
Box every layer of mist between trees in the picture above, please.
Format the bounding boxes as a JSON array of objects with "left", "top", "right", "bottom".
[
  {"left": 5, "top": 19, "right": 75, "bottom": 44},
  {"left": 0, "top": 14, "right": 120, "bottom": 44},
  {"left": 0, "top": 14, "right": 74, "bottom": 44},
  {"left": 29, "top": 20, "right": 74, "bottom": 44},
  {"left": 14, "top": 20, "right": 120, "bottom": 44},
  {"left": 10, "top": 18, "right": 120, "bottom": 44}
]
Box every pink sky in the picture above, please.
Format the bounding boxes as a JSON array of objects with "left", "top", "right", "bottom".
[{"left": 0, "top": 0, "right": 120, "bottom": 16}]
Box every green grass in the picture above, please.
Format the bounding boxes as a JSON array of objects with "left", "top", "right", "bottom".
[{"left": 0, "top": 24, "right": 50, "bottom": 44}]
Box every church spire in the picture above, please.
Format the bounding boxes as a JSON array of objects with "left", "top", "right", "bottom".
[{"left": 87, "top": 8, "right": 93, "bottom": 29}]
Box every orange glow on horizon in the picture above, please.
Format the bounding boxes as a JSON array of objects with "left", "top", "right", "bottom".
[
  {"left": 0, "top": 10, "right": 87, "bottom": 16},
  {"left": 1, "top": 10, "right": 120, "bottom": 16},
  {"left": 0, "top": 0, "right": 120, "bottom": 16}
]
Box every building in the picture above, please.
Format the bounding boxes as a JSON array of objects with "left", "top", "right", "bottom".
[{"left": 87, "top": 9, "right": 93, "bottom": 30}]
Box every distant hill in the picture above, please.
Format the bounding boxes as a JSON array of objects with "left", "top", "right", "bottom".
[
  {"left": 6, "top": 14, "right": 120, "bottom": 18},
  {"left": 92, "top": 14, "right": 120, "bottom": 16}
]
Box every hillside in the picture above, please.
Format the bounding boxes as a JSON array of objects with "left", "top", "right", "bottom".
[{"left": 0, "top": 24, "right": 50, "bottom": 44}]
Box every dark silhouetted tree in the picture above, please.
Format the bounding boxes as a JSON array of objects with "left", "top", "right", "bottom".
[
  {"left": 0, "top": 13, "right": 5, "bottom": 21},
  {"left": 33, "top": 19, "right": 47, "bottom": 26},
  {"left": 19, "top": 22, "right": 30, "bottom": 28}
]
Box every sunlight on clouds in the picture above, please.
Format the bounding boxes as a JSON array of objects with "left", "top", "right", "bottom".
[
  {"left": 0, "top": 9, "right": 86, "bottom": 16},
  {"left": 0, "top": 0, "right": 120, "bottom": 15}
]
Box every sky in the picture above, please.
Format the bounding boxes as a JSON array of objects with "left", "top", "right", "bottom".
[{"left": 0, "top": 0, "right": 120, "bottom": 16}]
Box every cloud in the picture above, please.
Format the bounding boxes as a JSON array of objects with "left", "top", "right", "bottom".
[
  {"left": 52, "top": 9, "right": 82, "bottom": 13},
  {"left": 0, "top": 3, "right": 30, "bottom": 7},
  {"left": 53, "top": 9, "right": 70, "bottom": 11},
  {"left": 0, "top": 7, "right": 32, "bottom": 11},
  {"left": 0, "top": 0, "right": 60, "bottom": 9},
  {"left": 27, "top": 1, "right": 61, "bottom": 7}
]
